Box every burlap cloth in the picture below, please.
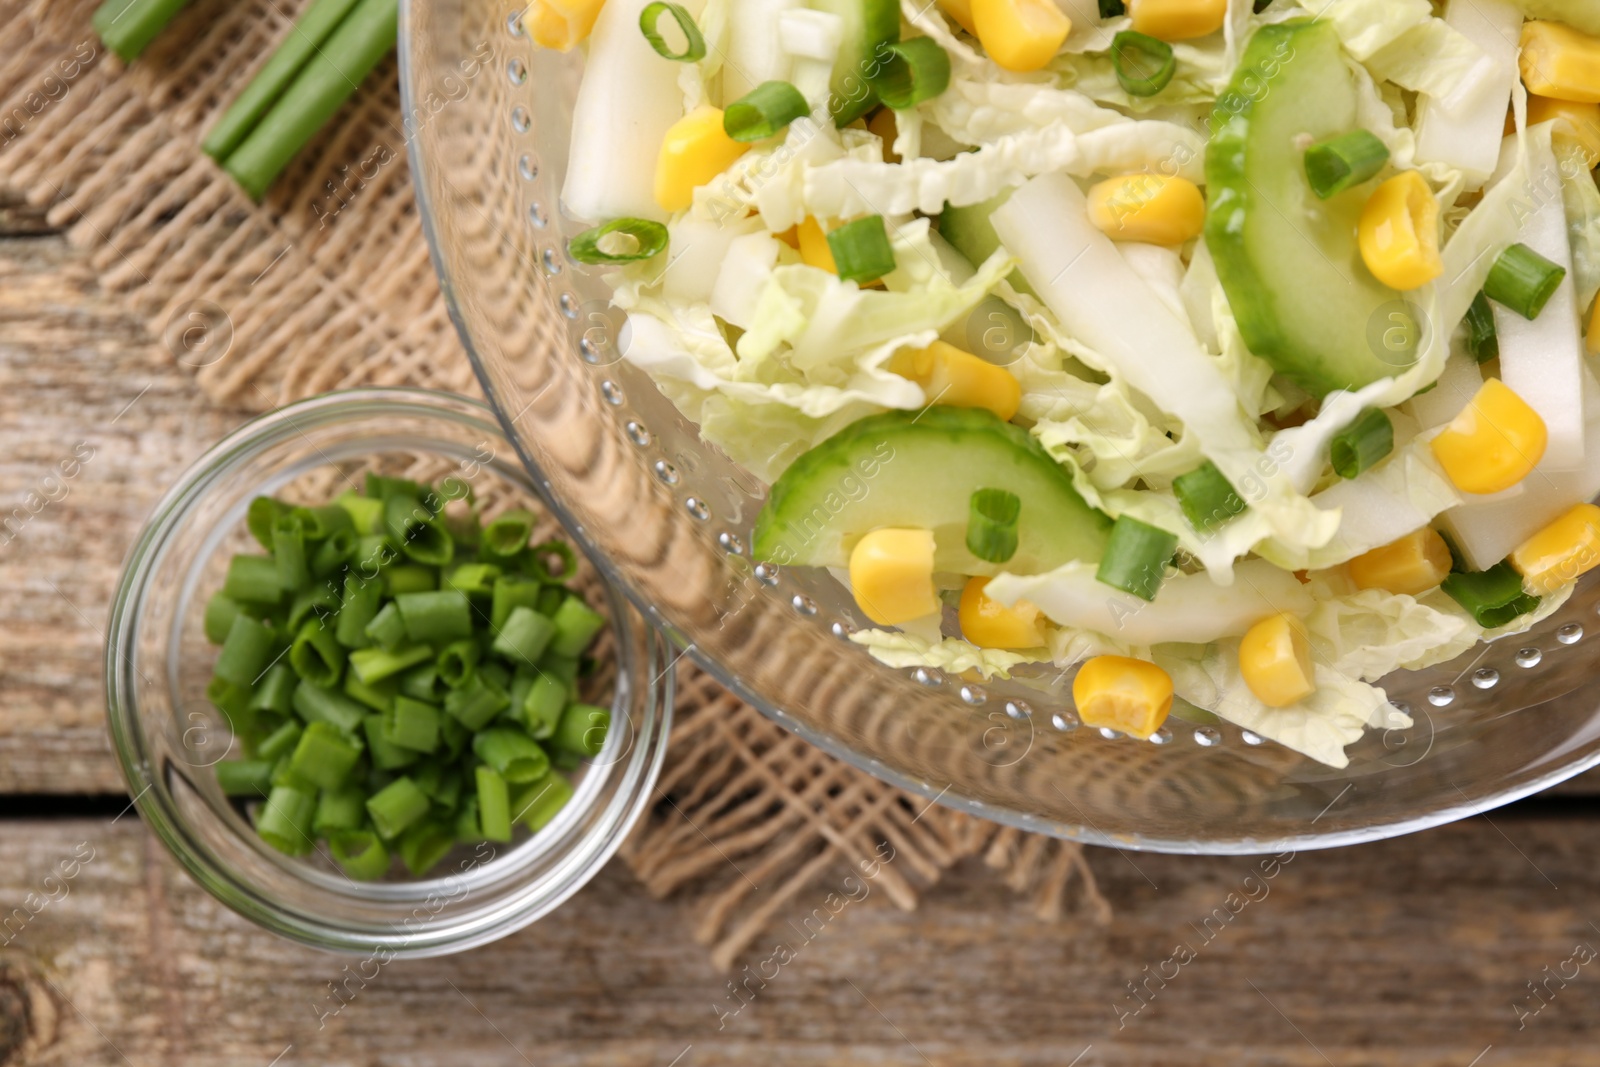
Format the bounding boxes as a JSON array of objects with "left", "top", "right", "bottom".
[{"left": 2, "top": 0, "right": 1106, "bottom": 966}]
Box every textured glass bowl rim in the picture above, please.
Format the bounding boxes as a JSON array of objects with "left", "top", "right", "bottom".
[
  {"left": 397, "top": 7, "right": 1600, "bottom": 854},
  {"left": 104, "top": 387, "right": 672, "bottom": 953}
]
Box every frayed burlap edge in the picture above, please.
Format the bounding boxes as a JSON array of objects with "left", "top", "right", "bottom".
[{"left": 0, "top": 0, "right": 1107, "bottom": 967}]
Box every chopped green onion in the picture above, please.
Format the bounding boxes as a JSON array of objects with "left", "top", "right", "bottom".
[
  {"left": 255, "top": 785, "right": 317, "bottom": 856},
  {"left": 273, "top": 512, "right": 310, "bottom": 592},
  {"left": 298, "top": 504, "right": 354, "bottom": 541},
  {"left": 384, "top": 563, "right": 437, "bottom": 595},
  {"left": 311, "top": 528, "right": 359, "bottom": 577},
  {"left": 289, "top": 618, "right": 346, "bottom": 688},
  {"left": 208, "top": 676, "right": 255, "bottom": 734},
  {"left": 437, "top": 639, "right": 481, "bottom": 688},
  {"left": 289, "top": 721, "right": 362, "bottom": 790},
  {"left": 362, "top": 715, "right": 420, "bottom": 771},
  {"left": 826, "top": 215, "right": 897, "bottom": 285},
  {"left": 1173, "top": 461, "right": 1246, "bottom": 533},
  {"left": 521, "top": 673, "right": 569, "bottom": 739},
  {"left": 337, "top": 490, "right": 385, "bottom": 534},
  {"left": 204, "top": 592, "right": 243, "bottom": 645},
  {"left": 445, "top": 562, "right": 503, "bottom": 602},
  {"left": 493, "top": 607, "right": 557, "bottom": 667},
  {"left": 329, "top": 830, "right": 390, "bottom": 880},
  {"left": 569, "top": 219, "right": 670, "bottom": 265},
  {"left": 349, "top": 645, "right": 434, "bottom": 686},
  {"left": 394, "top": 589, "right": 473, "bottom": 645},
  {"left": 366, "top": 776, "right": 431, "bottom": 838},
  {"left": 1096, "top": 516, "right": 1177, "bottom": 601},
  {"left": 966, "top": 488, "right": 1021, "bottom": 564},
  {"left": 287, "top": 584, "right": 339, "bottom": 632},
  {"left": 223, "top": 555, "right": 282, "bottom": 605},
  {"left": 1465, "top": 291, "right": 1499, "bottom": 364},
  {"left": 246, "top": 496, "right": 289, "bottom": 551},
  {"left": 216, "top": 759, "right": 273, "bottom": 797},
  {"left": 491, "top": 576, "right": 544, "bottom": 632},
  {"left": 1441, "top": 562, "right": 1540, "bottom": 627},
  {"left": 548, "top": 597, "right": 607, "bottom": 658},
  {"left": 473, "top": 727, "right": 551, "bottom": 783},
  {"left": 1097, "top": 0, "right": 1125, "bottom": 15},
  {"left": 414, "top": 762, "right": 462, "bottom": 809},
  {"left": 344, "top": 671, "right": 396, "bottom": 714},
  {"left": 256, "top": 719, "right": 304, "bottom": 762},
  {"left": 537, "top": 586, "right": 567, "bottom": 617},
  {"left": 868, "top": 39, "right": 951, "bottom": 110},
  {"left": 1485, "top": 243, "right": 1567, "bottom": 320},
  {"left": 552, "top": 703, "right": 610, "bottom": 758},
  {"left": 1303, "top": 129, "right": 1390, "bottom": 200},
  {"left": 214, "top": 614, "right": 278, "bottom": 688},
  {"left": 510, "top": 772, "right": 575, "bottom": 831},
  {"left": 525, "top": 541, "right": 578, "bottom": 583},
  {"left": 399, "top": 662, "right": 439, "bottom": 702},
  {"left": 335, "top": 575, "right": 383, "bottom": 650},
  {"left": 453, "top": 797, "right": 481, "bottom": 841},
  {"left": 444, "top": 674, "right": 511, "bottom": 731},
  {"left": 385, "top": 696, "right": 442, "bottom": 753},
  {"left": 383, "top": 494, "right": 454, "bottom": 567},
  {"left": 724, "top": 81, "right": 812, "bottom": 142},
  {"left": 639, "top": 0, "right": 706, "bottom": 59},
  {"left": 365, "top": 473, "right": 426, "bottom": 502},
  {"left": 313, "top": 784, "right": 368, "bottom": 836},
  {"left": 250, "top": 663, "right": 299, "bottom": 716},
  {"left": 291, "top": 682, "right": 366, "bottom": 735},
  {"left": 539, "top": 653, "right": 581, "bottom": 692},
  {"left": 480, "top": 510, "right": 535, "bottom": 562},
  {"left": 364, "top": 601, "right": 409, "bottom": 651},
  {"left": 1329, "top": 407, "right": 1394, "bottom": 480},
  {"left": 398, "top": 821, "right": 455, "bottom": 875},
  {"left": 476, "top": 766, "right": 513, "bottom": 842},
  {"left": 1111, "top": 31, "right": 1176, "bottom": 98}
]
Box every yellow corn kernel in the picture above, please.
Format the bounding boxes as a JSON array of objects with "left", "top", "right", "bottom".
[
  {"left": 1129, "top": 0, "right": 1227, "bottom": 42},
  {"left": 937, "top": 0, "right": 977, "bottom": 35},
  {"left": 867, "top": 109, "right": 900, "bottom": 164},
  {"left": 796, "top": 217, "right": 837, "bottom": 273},
  {"left": 1086, "top": 174, "right": 1206, "bottom": 246},
  {"left": 890, "top": 340, "right": 1022, "bottom": 421},
  {"left": 971, "top": 0, "right": 1070, "bottom": 73},
  {"left": 1528, "top": 95, "right": 1600, "bottom": 167},
  {"left": 1521, "top": 21, "right": 1600, "bottom": 104},
  {"left": 654, "top": 107, "right": 750, "bottom": 214},
  {"left": 1346, "top": 527, "right": 1454, "bottom": 597},
  {"left": 525, "top": 0, "right": 606, "bottom": 50},
  {"left": 1358, "top": 171, "right": 1443, "bottom": 291},
  {"left": 849, "top": 528, "right": 941, "bottom": 625},
  {"left": 959, "top": 577, "right": 1046, "bottom": 649},
  {"left": 1512, "top": 504, "right": 1600, "bottom": 595},
  {"left": 1071, "top": 655, "right": 1174, "bottom": 740},
  {"left": 1430, "top": 379, "right": 1549, "bottom": 495},
  {"left": 1239, "top": 613, "right": 1316, "bottom": 709}
]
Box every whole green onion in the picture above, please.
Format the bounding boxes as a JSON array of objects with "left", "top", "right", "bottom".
[
  {"left": 93, "top": 0, "right": 196, "bottom": 62},
  {"left": 966, "top": 488, "right": 1021, "bottom": 564},
  {"left": 868, "top": 39, "right": 951, "bottom": 110},
  {"left": 255, "top": 785, "right": 317, "bottom": 856},
  {"left": 1303, "top": 130, "right": 1390, "bottom": 200},
  {"left": 638, "top": 0, "right": 706, "bottom": 60},
  {"left": 1329, "top": 408, "right": 1394, "bottom": 480},
  {"left": 826, "top": 215, "right": 897, "bottom": 285},
  {"left": 1485, "top": 243, "right": 1567, "bottom": 320},
  {"left": 568, "top": 219, "right": 670, "bottom": 265},
  {"left": 724, "top": 81, "right": 812, "bottom": 143},
  {"left": 329, "top": 830, "right": 391, "bottom": 881},
  {"left": 1111, "top": 31, "right": 1176, "bottom": 98},
  {"left": 1465, "top": 291, "right": 1499, "bottom": 364},
  {"left": 1173, "top": 461, "right": 1246, "bottom": 533},
  {"left": 1096, "top": 516, "right": 1177, "bottom": 601}
]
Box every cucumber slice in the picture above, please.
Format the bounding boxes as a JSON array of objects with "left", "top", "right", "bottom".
[
  {"left": 1205, "top": 20, "right": 1414, "bottom": 398},
  {"left": 809, "top": 0, "right": 898, "bottom": 127},
  {"left": 752, "top": 408, "right": 1111, "bottom": 573}
]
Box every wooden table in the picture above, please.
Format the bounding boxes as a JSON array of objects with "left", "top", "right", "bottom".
[{"left": 6, "top": 188, "right": 1600, "bottom": 1066}]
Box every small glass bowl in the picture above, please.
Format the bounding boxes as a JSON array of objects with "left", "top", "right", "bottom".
[{"left": 105, "top": 388, "right": 672, "bottom": 956}]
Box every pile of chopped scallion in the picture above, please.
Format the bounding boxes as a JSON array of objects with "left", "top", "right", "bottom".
[{"left": 203, "top": 474, "right": 609, "bottom": 879}]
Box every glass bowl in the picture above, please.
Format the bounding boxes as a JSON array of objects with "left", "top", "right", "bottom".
[
  {"left": 399, "top": 4, "right": 1600, "bottom": 853},
  {"left": 105, "top": 388, "right": 672, "bottom": 955}
]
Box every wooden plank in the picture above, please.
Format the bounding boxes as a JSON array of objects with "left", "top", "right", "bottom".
[
  {"left": 0, "top": 229, "right": 245, "bottom": 793},
  {"left": 1, "top": 816, "right": 1600, "bottom": 1065}
]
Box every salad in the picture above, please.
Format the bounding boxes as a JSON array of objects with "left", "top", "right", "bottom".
[{"left": 526, "top": 0, "right": 1600, "bottom": 768}]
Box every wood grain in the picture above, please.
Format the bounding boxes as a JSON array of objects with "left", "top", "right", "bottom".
[{"left": 0, "top": 817, "right": 1598, "bottom": 1065}]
